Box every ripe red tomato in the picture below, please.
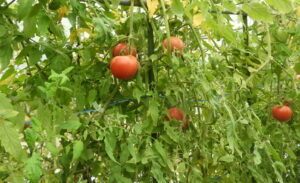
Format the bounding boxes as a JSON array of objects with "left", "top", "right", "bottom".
[
  {"left": 113, "top": 43, "right": 137, "bottom": 57},
  {"left": 296, "top": 74, "right": 300, "bottom": 80},
  {"left": 272, "top": 105, "right": 293, "bottom": 122},
  {"left": 163, "top": 37, "right": 184, "bottom": 53},
  {"left": 165, "top": 108, "right": 189, "bottom": 128},
  {"left": 110, "top": 56, "right": 139, "bottom": 80}
]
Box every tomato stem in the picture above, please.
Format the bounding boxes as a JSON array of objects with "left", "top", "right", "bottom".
[
  {"left": 189, "top": 25, "right": 206, "bottom": 70},
  {"left": 129, "top": 0, "right": 134, "bottom": 52},
  {"left": 159, "top": 0, "right": 172, "bottom": 60}
]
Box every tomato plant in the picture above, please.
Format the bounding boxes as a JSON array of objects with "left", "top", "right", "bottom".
[
  {"left": 113, "top": 43, "right": 137, "bottom": 57},
  {"left": 272, "top": 105, "right": 293, "bottom": 122},
  {"left": 0, "top": 0, "right": 299, "bottom": 182},
  {"left": 110, "top": 56, "right": 139, "bottom": 80}
]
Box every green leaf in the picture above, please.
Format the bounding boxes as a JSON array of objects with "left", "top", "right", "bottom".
[
  {"left": 88, "top": 89, "right": 97, "bottom": 105},
  {"left": 166, "top": 126, "right": 179, "bottom": 143},
  {"left": 242, "top": 3, "right": 274, "bottom": 23},
  {"left": 0, "top": 121, "right": 26, "bottom": 161},
  {"left": 38, "top": 13, "right": 50, "bottom": 35},
  {"left": 219, "top": 154, "right": 234, "bottom": 163},
  {"left": 0, "top": 93, "right": 13, "bottom": 110},
  {"left": 223, "top": 0, "right": 237, "bottom": 12},
  {"left": 265, "top": 0, "right": 293, "bottom": 14},
  {"left": 111, "top": 0, "right": 120, "bottom": 7},
  {"left": 46, "top": 141, "right": 59, "bottom": 156},
  {"left": 149, "top": 99, "right": 159, "bottom": 125},
  {"left": 5, "top": 171, "right": 24, "bottom": 183},
  {"left": 120, "top": 143, "right": 130, "bottom": 163},
  {"left": 0, "top": 109, "right": 18, "bottom": 119},
  {"left": 294, "top": 62, "right": 300, "bottom": 73},
  {"left": 171, "top": 0, "right": 184, "bottom": 15},
  {"left": 104, "top": 134, "right": 120, "bottom": 164},
  {"left": 154, "top": 140, "right": 173, "bottom": 171},
  {"left": 23, "top": 16, "right": 36, "bottom": 38},
  {"left": 29, "top": 49, "right": 42, "bottom": 65},
  {"left": 72, "top": 140, "right": 84, "bottom": 161},
  {"left": 265, "top": 142, "right": 281, "bottom": 161},
  {"left": 17, "top": 0, "right": 35, "bottom": 19},
  {"left": 0, "top": 45, "right": 13, "bottom": 68},
  {"left": 151, "top": 161, "right": 167, "bottom": 183},
  {"left": 24, "top": 128, "right": 37, "bottom": 150},
  {"left": 25, "top": 152, "right": 42, "bottom": 183},
  {"left": 0, "top": 25, "right": 6, "bottom": 37},
  {"left": 133, "top": 87, "right": 143, "bottom": 102},
  {"left": 253, "top": 149, "right": 262, "bottom": 165},
  {"left": 60, "top": 120, "right": 81, "bottom": 131}
]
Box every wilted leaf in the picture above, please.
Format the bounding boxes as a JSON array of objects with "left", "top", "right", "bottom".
[
  {"left": 192, "top": 13, "right": 203, "bottom": 28},
  {"left": 147, "top": 0, "right": 159, "bottom": 18},
  {"left": 297, "top": 6, "right": 300, "bottom": 17}
]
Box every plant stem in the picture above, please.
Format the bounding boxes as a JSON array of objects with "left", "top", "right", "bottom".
[
  {"left": 129, "top": 0, "right": 134, "bottom": 52},
  {"left": 147, "top": 17, "right": 155, "bottom": 90},
  {"left": 190, "top": 25, "right": 206, "bottom": 69},
  {"left": 159, "top": 0, "right": 171, "bottom": 60},
  {"left": 98, "top": 81, "right": 122, "bottom": 119}
]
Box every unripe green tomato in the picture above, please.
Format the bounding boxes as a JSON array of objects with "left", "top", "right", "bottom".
[{"left": 276, "top": 29, "right": 288, "bottom": 42}]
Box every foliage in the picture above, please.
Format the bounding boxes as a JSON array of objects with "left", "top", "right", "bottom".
[{"left": 0, "top": 0, "right": 299, "bottom": 182}]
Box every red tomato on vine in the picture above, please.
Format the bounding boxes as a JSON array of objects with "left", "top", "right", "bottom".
[
  {"left": 165, "top": 108, "right": 189, "bottom": 128},
  {"left": 272, "top": 105, "right": 292, "bottom": 122},
  {"left": 163, "top": 37, "right": 184, "bottom": 55},
  {"left": 113, "top": 43, "right": 137, "bottom": 57},
  {"left": 110, "top": 56, "right": 139, "bottom": 80}
]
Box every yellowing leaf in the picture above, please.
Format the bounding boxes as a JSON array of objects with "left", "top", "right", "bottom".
[
  {"left": 165, "top": 1, "right": 172, "bottom": 5},
  {"left": 192, "top": 13, "right": 203, "bottom": 28},
  {"left": 69, "top": 30, "right": 78, "bottom": 44},
  {"left": 182, "top": 0, "right": 187, "bottom": 7},
  {"left": 0, "top": 74, "right": 15, "bottom": 86},
  {"left": 147, "top": 0, "right": 159, "bottom": 18},
  {"left": 296, "top": 6, "right": 300, "bottom": 17},
  {"left": 57, "top": 6, "right": 69, "bottom": 22},
  {"left": 77, "top": 28, "right": 92, "bottom": 35}
]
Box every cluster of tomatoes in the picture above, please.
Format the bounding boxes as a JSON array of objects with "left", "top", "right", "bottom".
[{"left": 109, "top": 37, "right": 188, "bottom": 128}]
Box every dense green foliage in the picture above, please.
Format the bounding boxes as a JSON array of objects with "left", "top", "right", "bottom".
[{"left": 0, "top": 0, "right": 300, "bottom": 182}]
